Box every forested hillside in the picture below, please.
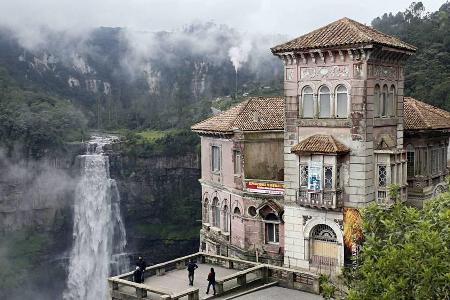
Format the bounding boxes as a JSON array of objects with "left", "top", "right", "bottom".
[{"left": 372, "top": 1, "right": 450, "bottom": 109}]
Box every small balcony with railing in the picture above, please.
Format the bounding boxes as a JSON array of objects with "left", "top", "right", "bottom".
[{"left": 296, "top": 189, "right": 343, "bottom": 210}]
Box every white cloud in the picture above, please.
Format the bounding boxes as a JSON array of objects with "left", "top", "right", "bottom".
[{"left": 0, "top": 0, "right": 444, "bottom": 38}]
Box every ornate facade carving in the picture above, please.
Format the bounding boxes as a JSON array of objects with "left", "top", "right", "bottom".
[
  {"left": 300, "top": 65, "right": 350, "bottom": 80},
  {"left": 367, "top": 64, "right": 398, "bottom": 79},
  {"left": 333, "top": 219, "right": 343, "bottom": 231},
  {"left": 302, "top": 215, "right": 312, "bottom": 225}
]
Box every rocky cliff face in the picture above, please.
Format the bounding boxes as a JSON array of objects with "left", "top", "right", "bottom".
[
  {"left": 109, "top": 147, "right": 202, "bottom": 262},
  {"left": 0, "top": 140, "right": 202, "bottom": 299}
]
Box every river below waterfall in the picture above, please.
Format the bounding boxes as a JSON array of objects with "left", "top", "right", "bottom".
[{"left": 63, "top": 135, "right": 129, "bottom": 300}]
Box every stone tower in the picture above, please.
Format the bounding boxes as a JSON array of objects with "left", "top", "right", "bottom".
[{"left": 271, "top": 18, "right": 416, "bottom": 270}]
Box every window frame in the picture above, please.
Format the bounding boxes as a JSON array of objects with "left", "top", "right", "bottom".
[
  {"left": 301, "top": 86, "right": 314, "bottom": 118},
  {"left": 211, "top": 145, "right": 221, "bottom": 172},
  {"left": 335, "top": 85, "right": 348, "bottom": 118},
  {"left": 318, "top": 85, "right": 331, "bottom": 118},
  {"left": 233, "top": 150, "right": 242, "bottom": 175},
  {"left": 389, "top": 85, "right": 396, "bottom": 117}
]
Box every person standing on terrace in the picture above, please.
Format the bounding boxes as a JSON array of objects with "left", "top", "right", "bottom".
[{"left": 186, "top": 259, "right": 198, "bottom": 286}]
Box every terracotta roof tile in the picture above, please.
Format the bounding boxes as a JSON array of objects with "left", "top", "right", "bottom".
[
  {"left": 271, "top": 17, "right": 416, "bottom": 53},
  {"left": 404, "top": 97, "right": 450, "bottom": 130},
  {"left": 191, "top": 97, "right": 284, "bottom": 133},
  {"left": 291, "top": 135, "right": 350, "bottom": 154}
]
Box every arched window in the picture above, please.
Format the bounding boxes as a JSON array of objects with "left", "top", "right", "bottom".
[
  {"left": 406, "top": 144, "right": 415, "bottom": 178},
  {"left": 319, "top": 86, "right": 331, "bottom": 118},
  {"left": 389, "top": 85, "right": 396, "bottom": 117},
  {"left": 381, "top": 85, "right": 388, "bottom": 117},
  {"left": 264, "top": 213, "right": 280, "bottom": 243},
  {"left": 335, "top": 85, "right": 348, "bottom": 118},
  {"left": 212, "top": 197, "right": 220, "bottom": 228},
  {"left": 302, "top": 86, "right": 314, "bottom": 118},
  {"left": 203, "top": 198, "right": 209, "bottom": 223},
  {"left": 222, "top": 205, "right": 229, "bottom": 232},
  {"left": 233, "top": 207, "right": 241, "bottom": 215},
  {"left": 374, "top": 84, "right": 381, "bottom": 117}
]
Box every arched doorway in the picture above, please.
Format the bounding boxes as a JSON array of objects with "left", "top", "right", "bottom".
[{"left": 310, "top": 224, "right": 339, "bottom": 268}]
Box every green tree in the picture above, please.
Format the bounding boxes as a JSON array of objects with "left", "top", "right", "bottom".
[{"left": 347, "top": 192, "right": 450, "bottom": 299}]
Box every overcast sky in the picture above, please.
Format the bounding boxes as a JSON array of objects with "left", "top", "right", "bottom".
[{"left": 0, "top": 0, "right": 445, "bottom": 37}]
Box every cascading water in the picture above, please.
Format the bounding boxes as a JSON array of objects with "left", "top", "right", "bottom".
[{"left": 63, "top": 135, "right": 129, "bottom": 300}]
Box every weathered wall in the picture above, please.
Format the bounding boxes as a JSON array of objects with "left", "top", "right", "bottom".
[{"left": 243, "top": 132, "right": 284, "bottom": 181}]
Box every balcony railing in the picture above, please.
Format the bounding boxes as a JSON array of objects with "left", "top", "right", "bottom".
[{"left": 296, "top": 189, "right": 343, "bottom": 210}]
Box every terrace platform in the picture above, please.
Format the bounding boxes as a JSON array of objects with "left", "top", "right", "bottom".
[{"left": 109, "top": 253, "right": 321, "bottom": 300}]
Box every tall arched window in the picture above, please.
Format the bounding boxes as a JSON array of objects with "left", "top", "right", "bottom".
[
  {"left": 302, "top": 86, "right": 314, "bottom": 118},
  {"left": 374, "top": 84, "right": 381, "bottom": 117},
  {"left": 203, "top": 198, "right": 209, "bottom": 223},
  {"left": 335, "top": 85, "right": 348, "bottom": 118},
  {"left": 381, "top": 85, "right": 388, "bottom": 117},
  {"left": 319, "top": 86, "right": 331, "bottom": 118},
  {"left": 222, "top": 205, "right": 229, "bottom": 232},
  {"left": 212, "top": 197, "right": 220, "bottom": 228},
  {"left": 389, "top": 85, "right": 396, "bottom": 117}
]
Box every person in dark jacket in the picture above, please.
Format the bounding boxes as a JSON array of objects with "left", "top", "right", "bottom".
[
  {"left": 186, "top": 259, "right": 198, "bottom": 286},
  {"left": 133, "top": 266, "right": 143, "bottom": 283},
  {"left": 206, "top": 268, "right": 216, "bottom": 295},
  {"left": 137, "top": 256, "right": 147, "bottom": 282}
]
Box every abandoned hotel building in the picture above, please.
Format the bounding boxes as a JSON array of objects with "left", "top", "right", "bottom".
[
  {"left": 109, "top": 17, "right": 450, "bottom": 300},
  {"left": 191, "top": 18, "right": 450, "bottom": 272}
]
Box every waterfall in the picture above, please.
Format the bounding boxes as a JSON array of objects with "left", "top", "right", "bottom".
[{"left": 63, "top": 135, "right": 128, "bottom": 300}]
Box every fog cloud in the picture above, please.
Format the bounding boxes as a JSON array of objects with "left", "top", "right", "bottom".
[{"left": 0, "top": 0, "right": 443, "bottom": 44}]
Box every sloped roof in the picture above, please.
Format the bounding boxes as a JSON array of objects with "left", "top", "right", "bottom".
[
  {"left": 404, "top": 97, "right": 450, "bottom": 130},
  {"left": 271, "top": 17, "right": 416, "bottom": 53},
  {"left": 191, "top": 97, "right": 284, "bottom": 134},
  {"left": 291, "top": 135, "right": 350, "bottom": 154}
]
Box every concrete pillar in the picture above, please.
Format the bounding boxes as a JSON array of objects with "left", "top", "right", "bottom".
[
  {"left": 188, "top": 291, "right": 199, "bottom": 300},
  {"left": 216, "top": 282, "right": 224, "bottom": 294},
  {"left": 226, "top": 260, "right": 234, "bottom": 269},
  {"left": 287, "top": 272, "right": 295, "bottom": 289},
  {"left": 136, "top": 287, "right": 147, "bottom": 298},
  {"left": 237, "top": 274, "right": 246, "bottom": 286},
  {"left": 156, "top": 268, "right": 165, "bottom": 276},
  {"left": 176, "top": 261, "right": 185, "bottom": 270},
  {"left": 109, "top": 280, "right": 119, "bottom": 290}
]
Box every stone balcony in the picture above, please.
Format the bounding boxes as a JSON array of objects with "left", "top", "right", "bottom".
[{"left": 296, "top": 189, "right": 343, "bottom": 210}]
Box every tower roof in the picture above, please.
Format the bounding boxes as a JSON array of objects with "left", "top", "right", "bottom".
[
  {"left": 191, "top": 97, "right": 284, "bottom": 134},
  {"left": 271, "top": 17, "right": 416, "bottom": 54},
  {"left": 404, "top": 97, "right": 450, "bottom": 131}
]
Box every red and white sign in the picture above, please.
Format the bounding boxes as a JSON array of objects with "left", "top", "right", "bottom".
[{"left": 246, "top": 181, "right": 285, "bottom": 195}]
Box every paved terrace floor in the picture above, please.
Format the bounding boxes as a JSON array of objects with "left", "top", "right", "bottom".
[{"left": 118, "top": 263, "right": 322, "bottom": 300}]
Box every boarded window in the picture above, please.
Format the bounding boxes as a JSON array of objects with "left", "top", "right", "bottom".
[
  {"left": 211, "top": 146, "right": 221, "bottom": 171},
  {"left": 319, "top": 86, "right": 331, "bottom": 118},
  {"left": 335, "top": 85, "right": 348, "bottom": 118},
  {"left": 302, "top": 86, "right": 314, "bottom": 118},
  {"left": 381, "top": 85, "right": 388, "bottom": 117},
  {"left": 233, "top": 150, "right": 241, "bottom": 174},
  {"left": 389, "top": 85, "right": 396, "bottom": 116},
  {"left": 374, "top": 84, "right": 381, "bottom": 117}
]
